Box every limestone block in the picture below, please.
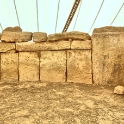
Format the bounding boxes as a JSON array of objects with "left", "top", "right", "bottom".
[
  {"left": 114, "top": 85, "right": 124, "bottom": 94},
  {"left": 40, "top": 51, "right": 66, "bottom": 82},
  {"left": 16, "top": 41, "right": 70, "bottom": 51},
  {"left": 93, "top": 26, "right": 124, "bottom": 33},
  {"left": 92, "top": 32, "right": 124, "bottom": 85},
  {"left": 3, "top": 26, "right": 22, "bottom": 32},
  {"left": 19, "top": 52, "right": 39, "bottom": 81},
  {"left": 33, "top": 32, "right": 47, "bottom": 42},
  {"left": 48, "top": 31, "right": 91, "bottom": 41},
  {"left": 1, "top": 31, "right": 32, "bottom": 42},
  {"left": 0, "top": 43, "right": 15, "bottom": 52},
  {"left": 71, "top": 40, "right": 91, "bottom": 49},
  {"left": 67, "top": 50, "right": 92, "bottom": 84},
  {"left": 1, "top": 53, "right": 18, "bottom": 81}
]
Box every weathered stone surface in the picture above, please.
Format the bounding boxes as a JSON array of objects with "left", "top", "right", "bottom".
[
  {"left": 92, "top": 32, "right": 124, "bottom": 85},
  {"left": 40, "top": 51, "right": 66, "bottom": 82},
  {"left": 16, "top": 41, "right": 70, "bottom": 51},
  {"left": 0, "top": 43, "right": 15, "bottom": 52},
  {"left": 114, "top": 85, "right": 124, "bottom": 94},
  {"left": 3, "top": 26, "right": 22, "bottom": 32},
  {"left": 93, "top": 26, "right": 124, "bottom": 33},
  {"left": 33, "top": 32, "right": 47, "bottom": 42},
  {"left": 48, "top": 31, "right": 91, "bottom": 41},
  {"left": 71, "top": 40, "right": 91, "bottom": 49},
  {"left": 1, "top": 53, "right": 18, "bottom": 81},
  {"left": 67, "top": 50, "right": 92, "bottom": 84},
  {"left": 1, "top": 31, "right": 32, "bottom": 42},
  {"left": 19, "top": 52, "right": 39, "bottom": 81}
]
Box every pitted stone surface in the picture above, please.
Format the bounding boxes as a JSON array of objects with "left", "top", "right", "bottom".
[
  {"left": 93, "top": 26, "right": 124, "bottom": 33},
  {"left": 16, "top": 41, "right": 70, "bottom": 51},
  {"left": 40, "top": 51, "right": 66, "bottom": 82},
  {"left": 33, "top": 32, "right": 47, "bottom": 42},
  {"left": 71, "top": 40, "right": 91, "bottom": 49},
  {"left": 2, "top": 26, "right": 22, "bottom": 32},
  {"left": 1, "top": 31, "right": 32, "bottom": 42},
  {"left": 67, "top": 50, "right": 92, "bottom": 84},
  {"left": 19, "top": 52, "right": 39, "bottom": 81},
  {"left": 92, "top": 32, "right": 124, "bottom": 85},
  {"left": 114, "top": 85, "right": 124, "bottom": 94},
  {"left": 48, "top": 31, "right": 91, "bottom": 41},
  {"left": 0, "top": 43, "right": 15, "bottom": 52},
  {"left": 1, "top": 53, "right": 18, "bottom": 81}
]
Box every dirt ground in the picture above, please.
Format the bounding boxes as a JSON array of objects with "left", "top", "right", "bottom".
[{"left": 0, "top": 81, "right": 124, "bottom": 124}]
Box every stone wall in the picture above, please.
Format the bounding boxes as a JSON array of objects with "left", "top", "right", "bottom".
[
  {"left": 0, "top": 28, "right": 92, "bottom": 84},
  {"left": 0, "top": 26, "right": 124, "bottom": 86}
]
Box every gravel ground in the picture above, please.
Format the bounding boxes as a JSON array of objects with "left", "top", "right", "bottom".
[{"left": 0, "top": 82, "right": 124, "bottom": 124}]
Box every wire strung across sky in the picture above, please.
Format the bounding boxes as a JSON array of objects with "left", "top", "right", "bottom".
[
  {"left": 13, "top": 0, "right": 20, "bottom": 27},
  {"left": 36, "top": 0, "right": 39, "bottom": 32},
  {"left": 0, "top": 23, "right": 3, "bottom": 31},
  {"left": 89, "top": 0, "right": 104, "bottom": 33},
  {"left": 110, "top": 3, "right": 124, "bottom": 26}
]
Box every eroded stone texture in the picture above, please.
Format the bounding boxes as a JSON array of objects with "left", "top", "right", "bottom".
[
  {"left": 0, "top": 43, "right": 15, "bottom": 52},
  {"left": 19, "top": 52, "right": 39, "bottom": 81},
  {"left": 1, "top": 31, "right": 32, "bottom": 42},
  {"left": 3, "top": 26, "right": 22, "bottom": 32},
  {"left": 1, "top": 53, "right": 18, "bottom": 81},
  {"left": 71, "top": 40, "right": 91, "bottom": 49},
  {"left": 40, "top": 51, "right": 66, "bottom": 82},
  {"left": 93, "top": 26, "right": 124, "bottom": 33},
  {"left": 48, "top": 31, "right": 91, "bottom": 41},
  {"left": 0, "top": 33, "right": 1, "bottom": 40},
  {"left": 33, "top": 32, "right": 47, "bottom": 42},
  {"left": 92, "top": 32, "right": 124, "bottom": 85},
  {"left": 16, "top": 41, "right": 70, "bottom": 51},
  {"left": 67, "top": 50, "right": 92, "bottom": 84},
  {"left": 114, "top": 85, "right": 124, "bottom": 94}
]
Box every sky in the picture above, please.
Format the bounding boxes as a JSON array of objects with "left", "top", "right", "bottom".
[{"left": 0, "top": 0, "right": 124, "bottom": 35}]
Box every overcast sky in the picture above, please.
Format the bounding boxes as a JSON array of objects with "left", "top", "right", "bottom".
[{"left": 0, "top": 0, "right": 124, "bottom": 35}]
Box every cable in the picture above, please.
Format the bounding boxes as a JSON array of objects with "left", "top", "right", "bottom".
[
  {"left": 110, "top": 3, "right": 124, "bottom": 26},
  {"left": 0, "top": 23, "right": 3, "bottom": 31},
  {"left": 36, "top": 0, "right": 39, "bottom": 32},
  {"left": 89, "top": 0, "right": 104, "bottom": 33},
  {"left": 73, "top": 0, "right": 82, "bottom": 30},
  {"left": 13, "top": 0, "right": 20, "bottom": 27},
  {"left": 55, "top": 0, "right": 60, "bottom": 33}
]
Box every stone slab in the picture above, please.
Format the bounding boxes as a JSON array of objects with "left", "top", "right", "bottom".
[
  {"left": 16, "top": 41, "right": 70, "bottom": 51},
  {"left": 1, "top": 53, "right": 18, "bottom": 81},
  {"left": 48, "top": 31, "right": 91, "bottom": 41},
  {"left": 93, "top": 26, "right": 124, "bottom": 33},
  {"left": 114, "top": 85, "right": 124, "bottom": 94},
  {"left": 33, "top": 32, "right": 47, "bottom": 42},
  {"left": 19, "top": 52, "right": 39, "bottom": 81},
  {"left": 0, "top": 43, "right": 15, "bottom": 52},
  {"left": 71, "top": 40, "right": 91, "bottom": 49},
  {"left": 1, "top": 31, "right": 32, "bottom": 42},
  {"left": 40, "top": 51, "right": 66, "bottom": 82},
  {"left": 67, "top": 50, "right": 92, "bottom": 84},
  {"left": 3, "top": 26, "right": 22, "bottom": 32},
  {"left": 92, "top": 32, "right": 124, "bottom": 86}
]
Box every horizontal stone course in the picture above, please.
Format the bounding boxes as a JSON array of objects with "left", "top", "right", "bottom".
[
  {"left": 71, "top": 40, "right": 91, "bottom": 49},
  {"left": 16, "top": 41, "right": 70, "bottom": 51},
  {"left": 33, "top": 32, "right": 47, "bottom": 42},
  {"left": 47, "top": 31, "right": 91, "bottom": 41},
  {"left": 0, "top": 43, "right": 15, "bottom": 52},
  {"left": 1, "top": 31, "right": 32, "bottom": 42}
]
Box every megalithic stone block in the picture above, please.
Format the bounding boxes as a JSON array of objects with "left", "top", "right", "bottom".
[
  {"left": 33, "top": 32, "right": 47, "bottom": 42},
  {"left": 67, "top": 50, "right": 92, "bottom": 84},
  {"left": 1, "top": 31, "right": 32, "bottom": 42},
  {"left": 1, "top": 53, "right": 18, "bottom": 81},
  {"left": 92, "top": 32, "right": 124, "bottom": 86},
  {"left": 19, "top": 52, "right": 39, "bottom": 81},
  {"left": 0, "top": 43, "right": 15, "bottom": 52},
  {"left": 40, "top": 51, "right": 66, "bottom": 82}
]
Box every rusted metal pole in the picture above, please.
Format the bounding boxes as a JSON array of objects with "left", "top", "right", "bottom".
[{"left": 62, "top": 0, "right": 81, "bottom": 32}]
